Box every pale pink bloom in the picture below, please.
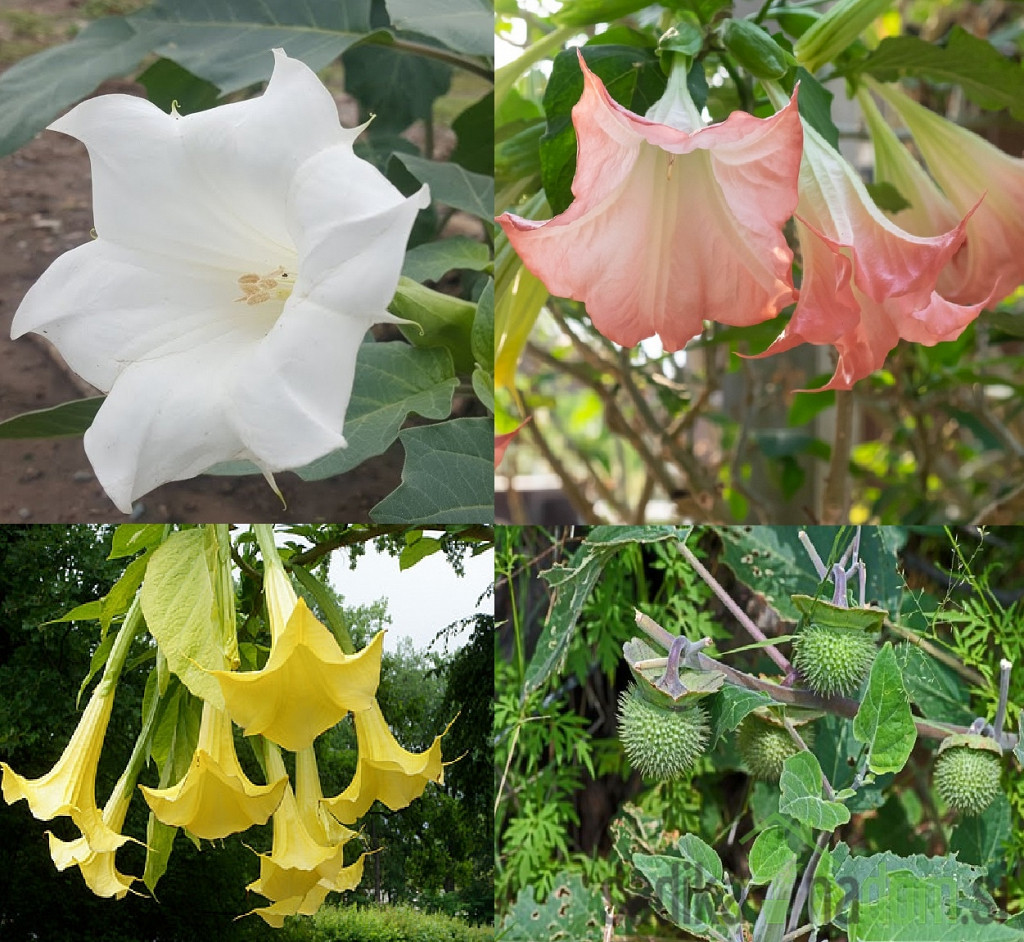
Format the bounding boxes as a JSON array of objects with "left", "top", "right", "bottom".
[
  {"left": 760, "top": 120, "right": 976, "bottom": 389},
  {"left": 496, "top": 52, "right": 802, "bottom": 351},
  {"left": 869, "top": 80, "right": 1024, "bottom": 308}
]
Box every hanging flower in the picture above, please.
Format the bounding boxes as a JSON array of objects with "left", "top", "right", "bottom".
[
  {"left": 866, "top": 79, "right": 1024, "bottom": 308},
  {"left": 212, "top": 558, "right": 384, "bottom": 752},
  {"left": 323, "top": 701, "right": 448, "bottom": 825},
  {"left": 139, "top": 699, "right": 287, "bottom": 840},
  {"left": 2, "top": 685, "right": 126, "bottom": 855},
  {"left": 758, "top": 116, "right": 977, "bottom": 388},
  {"left": 496, "top": 52, "right": 802, "bottom": 351},
  {"left": 248, "top": 744, "right": 365, "bottom": 928},
  {"left": 10, "top": 48, "right": 429, "bottom": 514}
]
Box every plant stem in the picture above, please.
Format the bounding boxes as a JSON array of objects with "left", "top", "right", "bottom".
[
  {"left": 787, "top": 831, "right": 830, "bottom": 934},
  {"left": 392, "top": 37, "right": 492, "bottom": 81},
  {"left": 821, "top": 390, "right": 854, "bottom": 523}
]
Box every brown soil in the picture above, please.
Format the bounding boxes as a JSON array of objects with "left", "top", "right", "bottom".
[{"left": 0, "top": 8, "right": 406, "bottom": 523}]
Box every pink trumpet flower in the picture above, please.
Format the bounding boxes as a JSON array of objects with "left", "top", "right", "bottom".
[
  {"left": 758, "top": 116, "right": 977, "bottom": 389},
  {"left": 497, "top": 51, "right": 803, "bottom": 351},
  {"left": 867, "top": 78, "right": 1024, "bottom": 308}
]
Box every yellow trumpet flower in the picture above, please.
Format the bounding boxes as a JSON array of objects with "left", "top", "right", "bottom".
[
  {"left": 248, "top": 744, "right": 365, "bottom": 926},
  {"left": 212, "top": 558, "right": 384, "bottom": 752},
  {"left": 323, "top": 700, "right": 447, "bottom": 825},
  {"left": 139, "top": 699, "right": 287, "bottom": 840},
  {"left": 2, "top": 684, "right": 126, "bottom": 855}
]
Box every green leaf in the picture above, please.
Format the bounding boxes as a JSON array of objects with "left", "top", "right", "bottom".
[
  {"left": 296, "top": 343, "right": 457, "bottom": 480},
  {"left": 394, "top": 153, "right": 494, "bottom": 220},
  {"left": 499, "top": 870, "right": 604, "bottom": 941},
  {"left": 950, "top": 795, "right": 1012, "bottom": 874},
  {"left": 789, "top": 66, "right": 839, "bottom": 150},
  {"left": 779, "top": 751, "right": 851, "bottom": 831},
  {"left": 128, "top": 0, "right": 380, "bottom": 95},
  {"left": 865, "top": 180, "right": 912, "bottom": 213},
  {"left": 109, "top": 524, "right": 166, "bottom": 560},
  {"left": 0, "top": 397, "right": 103, "bottom": 439},
  {"left": 892, "top": 642, "right": 975, "bottom": 725},
  {"left": 753, "top": 859, "right": 797, "bottom": 942},
  {"left": 540, "top": 44, "right": 666, "bottom": 214},
  {"left": 137, "top": 57, "right": 221, "bottom": 115},
  {"left": 402, "top": 237, "right": 492, "bottom": 283},
  {"left": 859, "top": 27, "right": 1024, "bottom": 120},
  {"left": 384, "top": 0, "right": 493, "bottom": 57},
  {"left": 473, "top": 279, "right": 495, "bottom": 372},
  {"left": 676, "top": 833, "right": 724, "bottom": 884},
  {"left": 472, "top": 366, "right": 494, "bottom": 413},
  {"left": 554, "top": 0, "right": 654, "bottom": 27},
  {"left": 812, "top": 713, "right": 892, "bottom": 812},
  {"left": 139, "top": 528, "right": 228, "bottom": 709},
  {"left": 809, "top": 848, "right": 844, "bottom": 927},
  {"left": 0, "top": 18, "right": 154, "bottom": 158},
  {"left": 369, "top": 417, "right": 493, "bottom": 523},
  {"left": 391, "top": 277, "right": 477, "bottom": 374},
  {"left": 708, "top": 684, "right": 772, "bottom": 748},
  {"left": 289, "top": 565, "right": 354, "bottom": 654},
  {"left": 852, "top": 643, "right": 917, "bottom": 774},
  {"left": 451, "top": 91, "right": 494, "bottom": 175},
  {"left": 398, "top": 536, "right": 443, "bottom": 570},
  {"left": 343, "top": 41, "right": 452, "bottom": 132},
  {"left": 749, "top": 826, "right": 797, "bottom": 885}
]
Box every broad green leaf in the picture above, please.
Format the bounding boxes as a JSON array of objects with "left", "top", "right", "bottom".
[
  {"left": 852, "top": 643, "right": 916, "bottom": 774},
  {"left": 812, "top": 713, "right": 892, "bottom": 812},
  {"left": 540, "top": 45, "right": 666, "bottom": 214},
  {"left": 128, "top": 0, "right": 380, "bottom": 95},
  {"left": 584, "top": 525, "right": 688, "bottom": 547},
  {"left": 0, "top": 397, "right": 103, "bottom": 439},
  {"left": 859, "top": 27, "right": 1024, "bottom": 120},
  {"left": 139, "top": 528, "right": 227, "bottom": 708},
  {"left": 749, "top": 826, "right": 796, "bottom": 885},
  {"left": 384, "top": 0, "right": 493, "bottom": 57},
  {"left": 950, "top": 795, "right": 1012, "bottom": 875},
  {"left": 779, "top": 751, "right": 850, "bottom": 831},
  {"left": 392, "top": 277, "right": 477, "bottom": 374},
  {"left": 342, "top": 41, "right": 452, "bottom": 132},
  {"left": 553, "top": 0, "right": 652, "bottom": 27},
  {"left": 893, "top": 642, "right": 975, "bottom": 725},
  {"left": 676, "top": 833, "right": 724, "bottom": 884},
  {"left": 296, "top": 344, "right": 457, "bottom": 480},
  {"left": 473, "top": 367, "right": 495, "bottom": 413},
  {"left": 369, "top": 417, "right": 492, "bottom": 523},
  {"left": 109, "top": 524, "right": 166, "bottom": 560},
  {"left": 498, "top": 870, "right": 604, "bottom": 941},
  {"left": 809, "top": 848, "right": 844, "bottom": 928},
  {"left": 402, "top": 237, "right": 492, "bottom": 283},
  {"left": 473, "top": 279, "right": 495, "bottom": 372},
  {"left": 708, "top": 685, "right": 772, "bottom": 748},
  {"left": 394, "top": 153, "right": 494, "bottom": 220},
  {"left": 45, "top": 600, "right": 103, "bottom": 626},
  {"left": 289, "top": 565, "right": 354, "bottom": 654},
  {"left": 451, "top": 91, "right": 494, "bottom": 175},
  {"left": 0, "top": 18, "right": 153, "bottom": 158},
  {"left": 398, "top": 536, "right": 443, "bottom": 570},
  {"left": 137, "top": 57, "right": 221, "bottom": 115}
]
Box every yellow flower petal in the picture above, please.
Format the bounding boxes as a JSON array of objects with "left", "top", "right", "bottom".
[
  {"left": 251, "top": 883, "right": 331, "bottom": 928},
  {"left": 139, "top": 700, "right": 286, "bottom": 840},
  {"left": 213, "top": 602, "right": 384, "bottom": 752},
  {"left": 1, "top": 685, "right": 126, "bottom": 854},
  {"left": 323, "top": 701, "right": 446, "bottom": 825},
  {"left": 48, "top": 830, "right": 135, "bottom": 900}
]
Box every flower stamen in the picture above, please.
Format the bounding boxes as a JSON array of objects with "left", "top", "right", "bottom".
[{"left": 235, "top": 267, "right": 296, "bottom": 305}]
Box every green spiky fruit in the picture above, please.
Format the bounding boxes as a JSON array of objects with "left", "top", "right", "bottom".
[
  {"left": 737, "top": 715, "right": 814, "bottom": 782},
  {"left": 793, "top": 623, "right": 877, "bottom": 697},
  {"left": 617, "top": 684, "right": 708, "bottom": 780},
  {"left": 934, "top": 745, "right": 1002, "bottom": 816}
]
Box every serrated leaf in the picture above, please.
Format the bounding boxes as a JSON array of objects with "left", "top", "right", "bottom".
[
  {"left": 402, "top": 237, "right": 491, "bottom": 283},
  {"left": 369, "top": 417, "right": 492, "bottom": 523},
  {"left": 0, "top": 397, "right": 103, "bottom": 439},
  {"left": 139, "top": 528, "right": 228, "bottom": 708},
  {"left": 394, "top": 153, "right": 494, "bottom": 220},
  {"left": 852, "top": 643, "right": 916, "bottom": 774},
  {"left": 779, "top": 751, "right": 850, "bottom": 831},
  {"left": 676, "top": 833, "right": 725, "bottom": 884},
  {"left": 384, "top": 0, "right": 493, "bottom": 57},
  {"left": 812, "top": 713, "right": 892, "bottom": 812},
  {"left": 498, "top": 870, "right": 604, "bottom": 941},
  {"left": 749, "top": 826, "right": 797, "bottom": 885},
  {"left": 708, "top": 685, "right": 773, "bottom": 748}
]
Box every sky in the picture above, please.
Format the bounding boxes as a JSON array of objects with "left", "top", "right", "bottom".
[{"left": 326, "top": 540, "right": 493, "bottom": 654}]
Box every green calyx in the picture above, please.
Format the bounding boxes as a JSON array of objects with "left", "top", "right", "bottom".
[
  {"left": 934, "top": 742, "right": 1002, "bottom": 816},
  {"left": 737, "top": 713, "right": 815, "bottom": 783},
  {"left": 617, "top": 684, "right": 709, "bottom": 781},
  {"left": 793, "top": 623, "right": 878, "bottom": 697}
]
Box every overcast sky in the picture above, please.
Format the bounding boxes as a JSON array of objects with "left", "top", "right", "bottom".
[{"left": 326, "top": 541, "right": 493, "bottom": 654}]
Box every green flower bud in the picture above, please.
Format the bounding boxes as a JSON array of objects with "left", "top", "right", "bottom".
[
  {"left": 617, "top": 684, "right": 709, "bottom": 780},
  {"left": 793, "top": 623, "right": 877, "bottom": 697},
  {"left": 793, "top": 0, "right": 890, "bottom": 73},
  {"left": 721, "top": 19, "right": 791, "bottom": 80}
]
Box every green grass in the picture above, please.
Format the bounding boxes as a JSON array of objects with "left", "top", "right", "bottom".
[{"left": 308, "top": 903, "right": 493, "bottom": 942}]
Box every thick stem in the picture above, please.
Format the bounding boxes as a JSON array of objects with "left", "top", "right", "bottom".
[{"left": 821, "top": 390, "right": 854, "bottom": 524}]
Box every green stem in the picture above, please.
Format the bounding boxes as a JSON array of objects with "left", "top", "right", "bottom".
[
  {"left": 495, "top": 25, "right": 578, "bottom": 109},
  {"left": 390, "top": 37, "right": 492, "bottom": 81},
  {"left": 214, "top": 524, "right": 240, "bottom": 670},
  {"left": 97, "top": 592, "right": 145, "bottom": 696}
]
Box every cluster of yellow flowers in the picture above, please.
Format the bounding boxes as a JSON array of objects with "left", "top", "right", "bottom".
[{"left": 0, "top": 525, "right": 445, "bottom": 927}]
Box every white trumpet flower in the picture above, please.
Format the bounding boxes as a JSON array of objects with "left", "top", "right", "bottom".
[{"left": 11, "top": 48, "right": 429, "bottom": 512}]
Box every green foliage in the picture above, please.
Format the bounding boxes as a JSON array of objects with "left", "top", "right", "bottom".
[{"left": 311, "top": 903, "right": 492, "bottom": 942}]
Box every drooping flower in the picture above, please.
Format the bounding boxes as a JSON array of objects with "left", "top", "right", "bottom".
[
  {"left": 2, "top": 684, "right": 126, "bottom": 855},
  {"left": 496, "top": 52, "right": 802, "bottom": 351},
  {"left": 867, "top": 78, "right": 1024, "bottom": 308},
  {"left": 758, "top": 107, "right": 977, "bottom": 389},
  {"left": 10, "top": 48, "right": 429, "bottom": 514},
  {"left": 139, "top": 699, "right": 287, "bottom": 840},
  {"left": 323, "top": 701, "right": 448, "bottom": 825},
  {"left": 212, "top": 554, "right": 384, "bottom": 752},
  {"left": 248, "top": 743, "right": 365, "bottom": 928}
]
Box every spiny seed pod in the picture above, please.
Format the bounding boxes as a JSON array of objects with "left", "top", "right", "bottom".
[
  {"left": 737, "top": 714, "right": 815, "bottom": 783},
  {"left": 933, "top": 733, "right": 1003, "bottom": 817},
  {"left": 793, "top": 623, "right": 877, "bottom": 697},
  {"left": 617, "top": 684, "right": 709, "bottom": 780}
]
